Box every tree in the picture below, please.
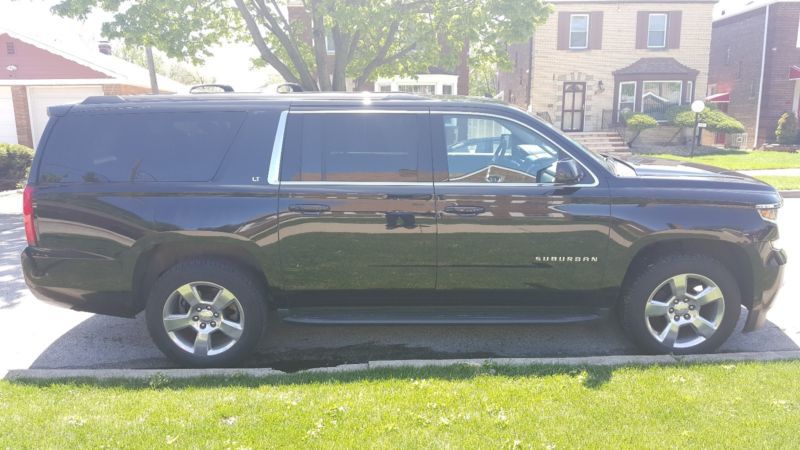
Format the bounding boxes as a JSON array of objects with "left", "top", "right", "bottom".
[{"left": 52, "top": 0, "right": 551, "bottom": 92}]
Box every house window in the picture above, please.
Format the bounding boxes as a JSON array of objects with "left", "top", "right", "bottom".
[
  {"left": 442, "top": 85, "right": 453, "bottom": 95},
  {"left": 378, "top": 85, "right": 391, "bottom": 93},
  {"left": 324, "top": 32, "right": 335, "bottom": 55},
  {"left": 618, "top": 81, "right": 636, "bottom": 121},
  {"left": 685, "top": 81, "right": 694, "bottom": 103},
  {"left": 642, "top": 81, "right": 682, "bottom": 121},
  {"left": 797, "top": 16, "right": 800, "bottom": 48},
  {"left": 5, "top": 42, "right": 14, "bottom": 55},
  {"left": 647, "top": 13, "right": 668, "bottom": 48},
  {"left": 398, "top": 84, "right": 436, "bottom": 95},
  {"left": 569, "top": 14, "right": 590, "bottom": 49}
]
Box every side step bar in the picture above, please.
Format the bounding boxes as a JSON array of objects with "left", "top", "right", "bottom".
[{"left": 278, "top": 306, "right": 608, "bottom": 325}]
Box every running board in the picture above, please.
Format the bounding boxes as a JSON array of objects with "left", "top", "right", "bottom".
[{"left": 278, "top": 306, "right": 607, "bottom": 325}]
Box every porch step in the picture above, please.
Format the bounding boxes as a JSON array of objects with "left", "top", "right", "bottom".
[
  {"left": 568, "top": 131, "right": 630, "bottom": 154},
  {"left": 278, "top": 306, "right": 608, "bottom": 325}
]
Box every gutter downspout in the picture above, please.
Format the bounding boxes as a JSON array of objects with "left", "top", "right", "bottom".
[{"left": 754, "top": 4, "right": 770, "bottom": 148}]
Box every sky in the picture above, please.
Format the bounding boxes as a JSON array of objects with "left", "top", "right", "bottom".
[{"left": 0, "top": 0, "right": 280, "bottom": 91}]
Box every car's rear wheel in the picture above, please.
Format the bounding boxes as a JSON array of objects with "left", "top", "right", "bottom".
[
  {"left": 621, "top": 254, "right": 741, "bottom": 354},
  {"left": 145, "top": 259, "right": 266, "bottom": 367}
]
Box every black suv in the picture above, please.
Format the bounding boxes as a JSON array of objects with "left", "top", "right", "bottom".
[{"left": 21, "top": 93, "right": 786, "bottom": 367}]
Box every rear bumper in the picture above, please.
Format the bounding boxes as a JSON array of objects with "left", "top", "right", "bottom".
[
  {"left": 21, "top": 248, "right": 138, "bottom": 317},
  {"left": 743, "top": 247, "right": 786, "bottom": 332}
]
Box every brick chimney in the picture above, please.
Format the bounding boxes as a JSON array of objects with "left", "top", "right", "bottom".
[{"left": 98, "top": 41, "right": 112, "bottom": 55}]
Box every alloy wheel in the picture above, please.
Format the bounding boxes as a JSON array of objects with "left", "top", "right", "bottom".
[
  {"left": 644, "top": 273, "right": 725, "bottom": 349},
  {"left": 161, "top": 281, "right": 245, "bottom": 356}
]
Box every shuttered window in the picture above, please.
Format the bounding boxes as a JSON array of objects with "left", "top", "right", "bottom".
[
  {"left": 636, "top": 11, "right": 682, "bottom": 49},
  {"left": 558, "top": 12, "right": 603, "bottom": 50}
]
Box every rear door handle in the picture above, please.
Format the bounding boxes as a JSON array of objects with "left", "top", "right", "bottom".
[
  {"left": 289, "top": 204, "right": 331, "bottom": 214},
  {"left": 444, "top": 205, "right": 485, "bottom": 216}
]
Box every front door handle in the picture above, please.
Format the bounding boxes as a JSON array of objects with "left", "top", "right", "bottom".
[
  {"left": 444, "top": 205, "right": 485, "bottom": 216},
  {"left": 289, "top": 204, "right": 331, "bottom": 214}
]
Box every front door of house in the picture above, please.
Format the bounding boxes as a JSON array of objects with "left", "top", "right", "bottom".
[{"left": 561, "top": 82, "right": 586, "bottom": 132}]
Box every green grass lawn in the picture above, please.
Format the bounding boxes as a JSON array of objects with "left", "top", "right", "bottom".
[
  {"left": 652, "top": 150, "right": 800, "bottom": 170},
  {"left": 2, "top": 361, "right": 800, "bottom": 448},
  {"left": 755, "top": 176, "right": 800, "bottom": 191}
]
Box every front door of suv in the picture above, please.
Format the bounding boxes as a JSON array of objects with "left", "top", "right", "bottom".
[
  {"left": 431, "top": 112, "right": 611, "bottom": 307},
  {"left": 276, "top": 108, "right": 436, "bottom": 303}
]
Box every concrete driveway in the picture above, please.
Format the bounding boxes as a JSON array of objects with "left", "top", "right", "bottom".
[{"left": 1, "top": 191, "right": 798, "bottom": 371}]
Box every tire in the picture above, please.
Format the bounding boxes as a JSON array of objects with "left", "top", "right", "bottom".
[
  {"left": 620, "top": 254, "right": 741, "bottom": 355},
  {"left": 145, "top": 259, "right": 266, "bottom": 367}
]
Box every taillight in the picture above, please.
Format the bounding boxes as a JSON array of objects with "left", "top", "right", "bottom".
[{"left": 23, "top": 185, "right": 37, "bottom": 246}]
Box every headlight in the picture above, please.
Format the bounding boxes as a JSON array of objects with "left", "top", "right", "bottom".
[{"left": 756, "top": 202, "right": 781, "bottom": 223}]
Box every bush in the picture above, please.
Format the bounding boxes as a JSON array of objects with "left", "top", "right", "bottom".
[
  {"left": 775, "top": 112, "right": 798, "bottom": 145},
  {"left": 0, "top": 143, "right": 35, "bottom": 190},
  {"left": 625, "top": 113, "right": 659, "bottom": 132},
  {"left": 667, "top": 105, "right": 745, "bottom": 134}
]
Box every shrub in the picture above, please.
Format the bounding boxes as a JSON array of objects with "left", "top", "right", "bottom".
[
  {"left": 667, "top": 105, "right": 745, "bottom": 134},
  {"left": 625, "top": 113, "right": 659, "bottom": 131},
  {"left": 624, "top": 114, "right": 658, "bottom": 145},
  {"left": 0, "top": 143, "right": 35, "bottom": 190},
  {"left": 775, "top": 112, "right": 798, "bottom": 145}
]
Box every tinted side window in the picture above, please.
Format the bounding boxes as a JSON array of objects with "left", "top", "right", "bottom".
[
  {"left": 440, "top": 115, "right": 562, "bottom": 184},
  {"left": 39, "top": 111, "right": 246, "bottom": 183},
  {"left": 281, "top": 113, "right": 427, "bottom": 182}
]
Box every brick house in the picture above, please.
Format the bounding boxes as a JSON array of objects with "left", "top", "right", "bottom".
[
  {"left": 0, "top": 29, "right": 185, "bottom": 148},
  {"left": 709, "top": 1, "right": 800, "bottom": 147},
  {"left": 498, "top": 0, "right": 715, "bottom": 134}
]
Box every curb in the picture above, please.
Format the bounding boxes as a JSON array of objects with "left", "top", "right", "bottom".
[
  {"left": 5, "top": 351, "right": 800, "bottom": 381},
  {"left": 780, "top": 190, "right": 800, "bottom": 198}
]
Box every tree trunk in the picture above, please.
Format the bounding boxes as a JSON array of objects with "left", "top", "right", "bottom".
[{"left": 145, "top": 46, "right": 160, "bottom": 94}]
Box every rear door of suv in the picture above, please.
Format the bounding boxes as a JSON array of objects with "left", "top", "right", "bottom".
[{"left": 275, "top": 105, "right": 436, "bottom": 302}]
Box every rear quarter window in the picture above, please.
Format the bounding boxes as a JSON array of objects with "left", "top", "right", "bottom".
[{"left": 39, "top": 111, "right": 246, "bottom": 184}]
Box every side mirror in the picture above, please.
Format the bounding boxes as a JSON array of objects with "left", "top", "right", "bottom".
[{"left": 554, "top": 159, "right": 583, "bottom": 185}]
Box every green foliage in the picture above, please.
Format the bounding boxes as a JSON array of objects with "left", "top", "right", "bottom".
[
  {"left": 625, "top": 114, "right": 658, "bottom": 132},
  {"left": 53, "top": 0, "right": 552, "bottom": 91},
  {"left": 776, "top": 112, "right": 798, "bottom": 145},
  {"left": 667, "top": 105, "right": 745, "bottom": 134},
  {"left": 0, "top": 143, "right": 35, "bottom": 190},
  {"left": 51, "top": 0, "right": 241, "bottom": 65}
]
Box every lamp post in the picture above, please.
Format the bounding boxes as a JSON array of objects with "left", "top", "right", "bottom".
[{"left": 690, "top": 100, "right": 706, "bottom": 158}]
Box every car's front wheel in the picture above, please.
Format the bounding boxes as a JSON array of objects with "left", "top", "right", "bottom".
[
  {"left": 145, "top": 259, "right": 266, "bottom": 367},
  {"left": 621, "top": 254, "right": 741, "bottom": 354}
]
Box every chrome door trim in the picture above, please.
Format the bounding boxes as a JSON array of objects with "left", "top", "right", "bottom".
[
  {"left": 267, "top": 108, "right": 602, "bottom": 188},
  {"left": 267, "top": 110, "right": 288, "bottom": 185}
]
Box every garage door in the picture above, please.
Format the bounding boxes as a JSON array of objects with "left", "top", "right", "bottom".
[
  {"left": 27, "top": 85, "right": 104, "bottom": 148},
  {"left": 0, "top": 87, "right": 17, "bottom": 145}
]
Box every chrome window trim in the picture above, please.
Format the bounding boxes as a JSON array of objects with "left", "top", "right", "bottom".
[
  {"left": 269, "top": 109, "right": 601, "bottom": 188},
  {"left": 267, "top": 110, "right": 288, "bottom": 185},
  {"left": 431, "top": 111, "right": 599, "bottom": 188}
]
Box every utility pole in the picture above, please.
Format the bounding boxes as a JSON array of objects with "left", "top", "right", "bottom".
[{"left": 145, "top": 45, "right": 160, "bottom": 94}]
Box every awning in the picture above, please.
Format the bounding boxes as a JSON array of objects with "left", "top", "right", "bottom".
[
  {"left": 705, "top": 92, "right": 730, "bottom": 103},
  {"left": 790, "top": 65, "right": 800, "bottom": 80}
]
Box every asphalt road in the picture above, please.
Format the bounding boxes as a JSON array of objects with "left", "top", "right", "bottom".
[{"left": 1, "top": 191, "right": 798, "bottom": 371}]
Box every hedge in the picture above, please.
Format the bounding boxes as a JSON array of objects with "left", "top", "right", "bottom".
[{"left": 0, "top": 143, "right": 35, "bottom": 190}]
